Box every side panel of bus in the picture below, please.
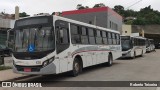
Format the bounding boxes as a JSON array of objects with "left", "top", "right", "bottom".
[{"left": 54, "top": 18, "right": 121, "bottom": 74}]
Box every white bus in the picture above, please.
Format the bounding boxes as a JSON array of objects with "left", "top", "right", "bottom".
[
  {"left": 121, "top": 35, "right": 146, "bottom": 58},
  {"left": 8, "top": 15, "right": 121, "bottom": 76},
  {"left": 146, "top": 39, "right": 155, "bottom": 52}
]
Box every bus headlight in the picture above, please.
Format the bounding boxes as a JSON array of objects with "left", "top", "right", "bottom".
[
  {"left": 42, "top": 56, "right": 55, "bottom": 67},
  {"left": 49, "top": 58, "right": 54, "bottom": 63},
  {"left": 43, "top": 61, "right": 49, "bottom": 67}
]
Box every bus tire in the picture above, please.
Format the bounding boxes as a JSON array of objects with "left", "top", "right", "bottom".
[
  {"left": 106, "top": 54, "right": 113, "bottom": 67},
  {"left": 132, "top": 52, "right": 136, "bottom": 59},
  {"left": 71, "top": 58, "right": 82, "bottom": 77},
  {"left": 140, "top": 50, "right": 143, "bottom": 57}
]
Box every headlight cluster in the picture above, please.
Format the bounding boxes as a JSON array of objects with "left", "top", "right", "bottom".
[
  {"left": 42, "top": 56, "right": 55, "bottom": 67},
  {"left": 125, "top": 49, "right": 131, "bottom": 55}
]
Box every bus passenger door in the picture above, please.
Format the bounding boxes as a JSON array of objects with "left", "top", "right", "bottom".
[{"left": 55, "top": 20, "right": 70, "bottom": 73}]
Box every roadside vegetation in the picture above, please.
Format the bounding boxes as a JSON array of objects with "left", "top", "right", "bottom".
[
  {"left": 113, "top": 5, "right": 160, "bottom": 25},
  {"left": 76, "top": 3, "right": 160, "bottom": 25},
  {"left": 0, "top": 66, "right": 11, "bottom": 71}
]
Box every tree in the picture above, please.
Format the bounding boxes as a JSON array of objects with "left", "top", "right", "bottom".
[
  {"left": 1, "top": 12, "right": 4, "bottom": 14},
  {"left": 136, "top": 5, "right": 160, "bottom": 25},
  {"left": 77, "top": 4, "right": 85, "bottom": 10},
  {"left": 132, "top": 17, "right": 146, "bottom": 25},
  {"left": 19, "top": 12, "right": 30, "bottom": 17},
  {"left": 76, "top": 4, "right": 90, "bottom": 10},
  {"left": 113, "top": 5, "right": 124, "bottom": 13},
  {"left": 124, "top": 9, "right": 137, "bottom": 17},
  {"left": 112, "top": 5, "right": 160, "bottom": 25},
  {"left": 113, "top": 5, "right": 126, "bottom": 17},
  {"left": 85, "top": 6, "right": 89, "bottom": 9},
  {"left": 93, "top": 3, "right": 105, "bottom": 8},
  {"left": 51, "top": 12, "right": 55, "bottom": 15}
]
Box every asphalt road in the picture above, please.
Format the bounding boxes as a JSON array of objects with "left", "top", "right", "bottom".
[{"left": 1, "top": 49, "right": 160, "bottom": 90}]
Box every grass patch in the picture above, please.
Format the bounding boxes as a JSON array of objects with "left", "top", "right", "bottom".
[{"left": 0, "top": 66, "right": 11, "bottom": 71}]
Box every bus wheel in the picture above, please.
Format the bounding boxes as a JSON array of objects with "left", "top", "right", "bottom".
[
  {"left": 140, "top": 50, "right": 143, "bottom": 57},
  {"left": 106, "top": 54, "right": 113, "bottom": 67},
  {"left": 132, "top": 52, "right": 136, "bottom": 59},
  {"left": 71, "top": 58, "right": 82, "bottom": 77}
]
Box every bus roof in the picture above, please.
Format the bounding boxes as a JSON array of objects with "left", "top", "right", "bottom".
[
  {"left": 15, "top": 15, "right": 120, "bottom": 34},
  {"left": 53, "top": 15, "right": 120, "bottom": 34}
]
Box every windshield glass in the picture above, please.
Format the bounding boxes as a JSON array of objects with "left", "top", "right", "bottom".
[
  {"left": 14, "top": 27, "right": 55, "bottom": 52},
  {"left": 146, "top": 40, "right": 150, "bottom": 47},
  {"left": 121, "top": 38, "right": 132, "bottom": 51},
  {"left": 0, "top": 44, "right": 6, "bottom": 49}
]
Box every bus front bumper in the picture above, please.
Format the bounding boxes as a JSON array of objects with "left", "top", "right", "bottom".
[
  {"left": 121, "top": 51, "right": 132, "bottom": 58},
  {"left": 13, "top": 63, "right": 57, "bottom": 75}
]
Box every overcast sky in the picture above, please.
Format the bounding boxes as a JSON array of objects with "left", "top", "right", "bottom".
[{"left": 0, "top": 0, "right": 160, "bottom": 15}]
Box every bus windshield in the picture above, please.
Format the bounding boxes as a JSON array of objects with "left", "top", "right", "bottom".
[
  {"left": 146, "top": 39, "right": 150, "bottom": 48},
  {"left": 121, "top": 37, "right": 132, "bottom": 51},
  {"left": 14, "top": 26, "right": 55, "bottom": 52}
]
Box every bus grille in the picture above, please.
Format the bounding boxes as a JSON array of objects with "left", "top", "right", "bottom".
[{"left": 15, "top": 65, "right": 42, "bottom": 72}]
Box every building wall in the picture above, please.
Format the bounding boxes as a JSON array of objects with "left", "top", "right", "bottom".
[
  {"left": 63, "top": 12, "right": 108, "bottom": 28},
  {"left": 107, "top": 8, "right": 122, "bottom": 33},
  {"left": 0, "top": 19, "right": 15, "bottom": 28},
  {"left": 132, "top": 25, "right": 160, "bottom": 34},
  {"left": 0, "top": 19, "right": 15, "bottom": 45},
  {"left": 62, "top": 7, "right": 122, "bottom": 32},
  {"left": 122, "top": 25, "right": 132, "bottom": 35}
]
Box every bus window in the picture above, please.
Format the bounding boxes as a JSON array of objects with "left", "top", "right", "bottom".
[
  {"left": 58, "top": 28, "right": 69, "bottom": 44},
  {"left": 88, "top": 28, "right": 95, "bottom": 44},
  {"left": 116, "top": 34, "right": 120, "bottom": 45},
  {"left": 112, "top": 33, "right": 116, "bottom": 45},
  {"left": 71, "top": 25, "right": 79, "bottom": 35},
  {"left": 102, "top": 31, "right": 108, "bottom": 45},
  {"left": 108, "top": 32, "right": 112, "bottom": 45},
  {"left": 81, "top": 27, "right": 89, "bottom": 44},
  {"left": 88, "top": 28, "right": 94, "bottom": 36},
  {"left": 71, "top": 24, "right": 81, "bottom": 44},
  {"left": 81, "top": 27, "right": 87, "bottom": 35},
  {"left": 96, "top": 30, "right": 102, "bottom": 44},
  {"left": 55, "top": 20, "right": 70, "bottom": 54}
]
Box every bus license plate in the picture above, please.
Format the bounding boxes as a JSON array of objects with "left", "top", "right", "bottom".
[{"left": 24, "top": 68, "right": 31, "bottom": 72}]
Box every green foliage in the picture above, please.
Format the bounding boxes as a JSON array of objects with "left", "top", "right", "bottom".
[
  {"left": 51, "top": 12, "right": 55, "bottom": 15},
  {"left": 77, "top": 4, "right": 89, "bottom": 10},
  {"left": 132, "top": 17, "right": 146, "bottom": 25},
  {"left": 93, "top": 3, "right": 105, "bottom": 8},
  {"left": 113, "top": 5, "right": 160, "bottom": 25},
  {"left": 125, "top": 20, "right": 134, "bottom": 25},
  {"left": 113, "top": 5, "right": 124, "bottom": 15},
  {"left": 19, "top": 12, "right": 30, "bottom": 17},
  {"left": 0, "top": 66, "right": 11, "bottom": 71}
]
